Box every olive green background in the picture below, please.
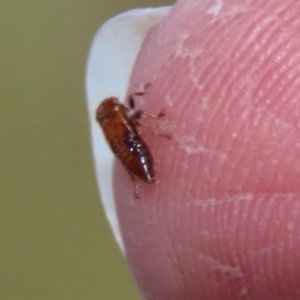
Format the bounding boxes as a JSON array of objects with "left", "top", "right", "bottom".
[{"left": 0, "top": 1, "right": 172, "bottom": 299}]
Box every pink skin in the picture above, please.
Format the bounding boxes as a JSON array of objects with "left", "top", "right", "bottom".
[{"left": 114, "top": 0, "right": 300, "bottom": 299}]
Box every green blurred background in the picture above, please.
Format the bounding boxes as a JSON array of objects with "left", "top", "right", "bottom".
[{"left": 0, "top": 1, "right": 172, "bottom": 299}]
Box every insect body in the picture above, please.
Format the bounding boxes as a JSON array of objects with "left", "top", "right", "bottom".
[{"left": 96, "top": 88, "right": 170, "bottom": 197}]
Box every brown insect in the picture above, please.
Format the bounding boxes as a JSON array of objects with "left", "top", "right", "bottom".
[{"left": 96, "top": 85, "right": 171, "bottom": 198}]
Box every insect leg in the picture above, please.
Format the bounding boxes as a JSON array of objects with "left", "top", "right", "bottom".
[
  {"left": 128, "top": 95, "right": 135, "bottom": 109},
  {"left": 128, "top": 83, "right": 152, "bottom": 109},
  {"left": 135, "top": 119, "right": 172, "bottom": 139},
  {"left": 134, "top": 109, "right": 166, "bottom": 120},
  {"left": 131, "top": 83, "right": 151, "bottom": 97}
]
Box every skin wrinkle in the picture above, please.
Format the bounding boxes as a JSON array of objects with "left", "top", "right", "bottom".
[
  {"left": 250, "top": 198, "right": 268, "bottom": 291},
  {"left": 230, "top": 111, "right": 260, "bottom": 191},
  {"left": 238, "top": 24, "right": 287, "bottom": 80},
  {"left": 161, "top": 232, "right": 179, "bottom": 292},
  {"left": 253, "top": 113, "right": 279, "bottom": 191},
  {"left": 246, "top": 195, "right": 294, "bottom": 296},
  {"left": 267, "top": 202, "right": 286, "bottom": 288},
  {"left": 234, "top": 200, "right": 250, "bottom": 293},
  {"left": 180, "top": 215, "right": 197, "bottom": 298},
  {"left": 246, "top": 15, "right": 277, "bottom": 47},
  {"left": 279, "top": 215, "right": 295, "bottom": 294},
  {"left": 207, "top": 93, "right": 230, "bottom": 152},
  {"left": 163, "top": 227, "right": 183, "bottom": 295},
  {"left": 291, "top": 206, "right": 300, "bottom": 288},
  {"left": 278, "top": 72, "right": 300, "bottom": 126},
  {"left": 219, "top": 13, "right": 261, "bottom": 57},
  {"left": 266, "top": 218, "right": 280, "bottom": 292},
  {"left": 198, "top": 195, "right": 250, "bottom": 291},
  {"left": 287, "top": 141, "right": 300, "bottom": 190},
  {"left": 255, "top": 47, "right": 298, "bottom": 113},
  {"left": 256, "top": 53, "right": 300, "bottom": 122},
  {"left": 197, "top": 17, "right": 270, "bottom": 149},
  {"left": 250, "top": 115, "right": 277, "bottom": 192},
  {"left": 279, "top": 2, "right": 300, "bottom": 26},
  {"left": 281, "top": 225, "right": 291, "bottom": 292},
  {"left": 227, "top": 205, "right": 246, "bottom": 290},
  {"left": 267, "top": 75, "right": 298, "bottom": 125},
  {"left": 218, "top": 203, "right": 243, "bottom": 290},
  {"left": 248, "top": 36, "right": 283, "bottom": 93},
  {"left": 240, "top": 23, "right": 294, "bottom": 112},
  {"left": 276, "top": 139, "right": 297, "bottom": 192},
  {"left": 219, "top": 112, "right": 248, "bottom": 193}
]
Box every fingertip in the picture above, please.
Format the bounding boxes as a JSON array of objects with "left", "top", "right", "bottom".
[{"left": 115, "top": 0, "right": 300, "bottom": 299}]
